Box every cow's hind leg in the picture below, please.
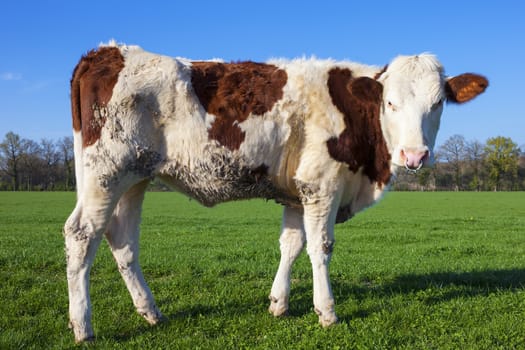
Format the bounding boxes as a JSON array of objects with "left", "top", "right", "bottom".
[
  {"left": 104, "top": 180, "right": 163, "bottom": 325},
  {"left": 64, "top": 187, "right": 118, "bottom": 343},
  {"left": 269, "top": 206, "right": 305, "bottom": 316}
]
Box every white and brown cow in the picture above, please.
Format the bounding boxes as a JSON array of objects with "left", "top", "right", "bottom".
[{"left": 64, "top": 42, "right": 487, "bottom": 342}]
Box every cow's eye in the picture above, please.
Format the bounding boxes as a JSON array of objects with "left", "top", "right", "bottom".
[{"left": 387, "top": 101, "right": 397, "bottom": 111}]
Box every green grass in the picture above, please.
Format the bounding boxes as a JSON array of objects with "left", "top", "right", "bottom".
[{"left": 1, "top": 191, "right": 524, "bottom": 349}]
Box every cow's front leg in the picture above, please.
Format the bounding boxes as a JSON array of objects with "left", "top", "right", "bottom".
[
  {"left": 303, "top": 199, "right": 338, "bottom": 327},
  {"left": 269, "top": 206, "right": 305, "bottom": 316}
]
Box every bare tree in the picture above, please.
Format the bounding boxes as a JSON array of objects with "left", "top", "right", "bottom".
[
  {"left": 21, "top": 139, "right": 42, "bottom": 190},
  {"left": 438, "top": 134, "right": 466, "bottom": 191},
  {"left": 0, "top": 132, "right": 26, "bottom": 190},
  {"left": 40, "top": 138, "right": 60, "bottom": 190},
  {"left": 58, "top": 136, "right": 75, "bottom": 190}
]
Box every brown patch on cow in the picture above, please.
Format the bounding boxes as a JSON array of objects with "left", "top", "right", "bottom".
[
  {"left": 70, "top": 46, "right": 125, "bottom": 147},
  {"left": 191, "top": 61, "right": 287, "bottom": 150},
  {"left": 445, "top": 73, "right": 488, "bottom": 104},
  {"left": 326, "top": 68, "right": 391, "bottom": 186}
]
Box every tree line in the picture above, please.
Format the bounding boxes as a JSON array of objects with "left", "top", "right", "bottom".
[
  {"left": 392, "top": 135, "right": 524, "bottom": 191},
  {"left": 0, "top": 131, "right": 523, "bottom": 191},
  {"left": 0, "top": 132, "right": 74, "bottom": 191}
]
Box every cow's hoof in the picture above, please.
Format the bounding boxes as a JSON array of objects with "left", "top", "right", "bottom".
[
  {"left": 319, "top": 315, "right": 338, "bottom": 327},
  {"left": 75, "top": 335, "right": 95, "bottom": 344},
  {"left": 139, "top": 307, "right": 164, "bottom": 325},
  {"left": 268, "top": 302, "right": 289, "bottom": 317},
  {"left": 314, "top": 308, "right": 338, "bottom": 327},
  {"left": 69, "top": 320, "right": 95, "bottom": 343},
  {"left": 268, "top": 296, "right": 289, "bottom": 317}
]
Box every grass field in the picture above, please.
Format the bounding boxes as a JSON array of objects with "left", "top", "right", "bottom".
[{"left": 1, "top": 191, "right": 524, "bottom": 349}]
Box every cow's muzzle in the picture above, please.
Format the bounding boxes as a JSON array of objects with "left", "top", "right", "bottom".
[
  {"left": 404, "top": 159, "right": 424, "bottom": 173},
  {"left": 401, "top": 148, "right": 429, "bottom": 173}
]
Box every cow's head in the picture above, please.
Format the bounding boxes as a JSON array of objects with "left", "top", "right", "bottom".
[{"left": 376, "top": 54, "right": 488, "bottom": 171}]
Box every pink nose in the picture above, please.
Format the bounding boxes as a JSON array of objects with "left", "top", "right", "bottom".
[{"left": 401, "top": 149, "right": 429, "bottom": 170}]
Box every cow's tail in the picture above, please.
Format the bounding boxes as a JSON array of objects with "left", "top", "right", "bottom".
[{"left": 70, "top": 56, "right": 90, "bottom": 196}]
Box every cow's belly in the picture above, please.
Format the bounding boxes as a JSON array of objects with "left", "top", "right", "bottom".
[{"left": 156, "top": 146, "right": 299, "bottom": 207}]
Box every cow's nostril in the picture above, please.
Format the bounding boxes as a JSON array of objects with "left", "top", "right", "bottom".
[
  {"left": 403, "top": 149, "right": 429, "bottom": 171},
  {"left": 422, "top": 150, "right": 429, "bottom": 162}
]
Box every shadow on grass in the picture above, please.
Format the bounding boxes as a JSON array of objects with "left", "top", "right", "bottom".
[
  {"left": 104, "top": 268, "right": 525, "bottom": 341},
  {"left": 333, "top": 268, "right": 525, "bottom": 322},
  {"left": 389, "top": 268, "right": 525, "bottom": 292},
  {"left": 106, "top": 305, "right": 219, "bottom": 342},
  {"left": 284, "top": 268, "right": 525, "bottom": 318}
]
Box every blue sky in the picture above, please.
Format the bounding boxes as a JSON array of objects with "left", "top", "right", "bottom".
[{"left": 1, "top": 1, "right": 523, "bottom": 148}]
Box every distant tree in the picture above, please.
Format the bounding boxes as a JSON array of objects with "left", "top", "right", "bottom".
[
  {"left": 465, "top": 140, "right": 485, "bottom": 191},
  {"left": 431, "top": 151, "right": 450, "bottom": 190},
  {"left": 484, "top": 136, "right": 520, "bottom": 191},
  {"left": 0, "top": 132, "right": 26, "bottom": 190},
  {"left": 58, "top": 137, "right": 75, "bottom": 190},
  {"left": 416, "top": 168, "right": 433, "bottom": 190},
  {"left": 519, "top": 146, "right": 525, "bottom": 190},
  {"left": 438, "top": 134, "right": 466, "bottom": 191},
  {"left": 20, "top": 139, "right": 42, "bottom": 190},
  {"left": 40, "top": 138, "right": 60, "bottom": 190}
]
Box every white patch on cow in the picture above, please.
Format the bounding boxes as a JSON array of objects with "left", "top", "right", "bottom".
[{"left": 238, "top": 117, "right": 285, "bottom": 169}]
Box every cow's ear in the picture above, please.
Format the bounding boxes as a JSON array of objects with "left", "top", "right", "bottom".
[{"left": 445, "top": 73, "right": 488, "bottom": 104}]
